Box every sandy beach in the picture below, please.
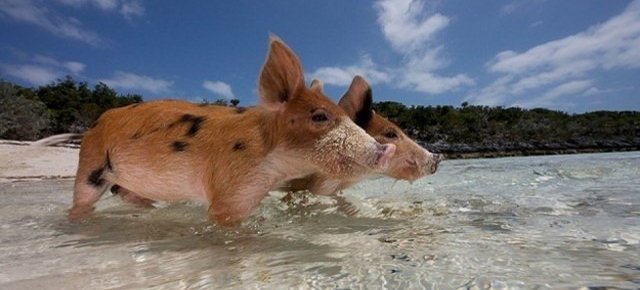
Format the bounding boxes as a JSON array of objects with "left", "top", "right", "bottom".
[{"left": 0, "top": 141, "right": 78, "bottom": 183}]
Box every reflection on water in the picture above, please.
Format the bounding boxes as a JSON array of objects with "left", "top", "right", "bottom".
[{"left": 1, "top": 152, "right": 639, "bottom": 289}]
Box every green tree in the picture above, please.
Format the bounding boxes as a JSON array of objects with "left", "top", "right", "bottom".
[
  {"left": 213, "top": 99, "right": 228, "bottom": 106},
  {"left": 34, "top": 77, "right": 141, "bottom": 133},
  {"left": 0, "top": 81, "right": 51, "bottom": 140}
]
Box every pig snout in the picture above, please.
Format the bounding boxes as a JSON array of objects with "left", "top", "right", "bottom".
[
  {"left": 373, "top": 143, "right": 396, "bottom": 170},
  {"left": 429, "top": 153, "right": 444, "bottom": 174},
  {"left": 407, "top": 152, "right": 443, "bottom": 175},
  {"left": 315, "top": 118, "right": 397, "bottom": 175}
]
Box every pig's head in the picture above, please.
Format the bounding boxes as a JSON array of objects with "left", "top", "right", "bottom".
[
  {"left": 258, "top": 36, "right": 395, "bottom": 178},
  {"left": 336, "top": 75, "right": 443, "bottom": 182}
]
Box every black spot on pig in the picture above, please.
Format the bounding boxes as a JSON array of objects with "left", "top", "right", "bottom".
[
  {"left": 233, "top": 141, "right": 246, "bottom": 151},
  {"left": 88, "top": 167, "right": 105, "bottom": 187},
  {"left": 170, "top": 114, "right": 206, "bottom": 137},
  {"left": 171, "top": 141, "right": 188, "bottom": 152}
]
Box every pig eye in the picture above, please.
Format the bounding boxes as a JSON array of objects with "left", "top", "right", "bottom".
[
  {"left": 311, "top": 111, "right": 329, "bottom": 123},
  {"left": 384, "top": 131, "right": 398, "bottom": 139}
]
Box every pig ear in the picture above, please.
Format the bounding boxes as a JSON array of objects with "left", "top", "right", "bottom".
[
  {"left": 338, "top": 75, "right": 373, "bottom": 127},
  {"left": 309, "top": 79, "right": 324, "bottom": 94},
  {"left": 258, "top": 35, "right": 305, "bottom": 111}
]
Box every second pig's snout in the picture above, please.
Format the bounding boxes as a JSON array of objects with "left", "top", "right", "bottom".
[{"left": 429, "top": 153, "right": 444, "bottom": 174}]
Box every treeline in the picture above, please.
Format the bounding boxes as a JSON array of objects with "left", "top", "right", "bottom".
[
  {"left": 373, "top": 101, "right": 640, "bottom": 158},
  {"left": 1, "top": 77, "right": 142, "bottom": 140},
  {"left": 2, "top": 78, "right": 639, "bottom": 158},
  {"left": 0, "top": 77, "right": 237, "bottom": 141}
]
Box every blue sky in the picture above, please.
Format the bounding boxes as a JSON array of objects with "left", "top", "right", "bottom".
[{"left": 1, "top": 0, "right": 638, "bottom": 112}]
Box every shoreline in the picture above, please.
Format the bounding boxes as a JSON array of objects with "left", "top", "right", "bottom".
[
  {"left": 1, "top": 140, "right": 638, "bottom": 183},
  {"left": 420, "top": 140, "right": 640, "bottom": 159},
  {"left": 439, "top": 147, "right": 640, "bottom": 159}
]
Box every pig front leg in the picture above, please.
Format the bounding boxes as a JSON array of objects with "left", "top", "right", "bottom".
[
  {"left": 207, "top": 181, "right": 272, "bottom": 227},
  {"left": 208, "top": 150, "right": 315, "bottom": 227},
  {"left": 208, "top": 199, "right": 249, "bottom": 227}
]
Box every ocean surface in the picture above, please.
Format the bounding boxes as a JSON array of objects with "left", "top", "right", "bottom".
[{"left": 1, "top": 152, "right": 639, "bottom": 289}]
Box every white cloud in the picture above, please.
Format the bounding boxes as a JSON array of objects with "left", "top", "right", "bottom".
[
  {"left": 404, "top": 46, "right": 448, "bottom": 71},
  {"left": 0, "top": 0, "right": 101, "bottom": 45},
  {"left": 375, "top": 0, "right": 449, "bottom": 54},
  {"left": 64, "top": 61, "right": 86, "bottom": 75},
  {"left": 530, "top": 20, "right": 543, "bottom": 28},
  {"left": 56, "top": 0, "right": 118, "bottom": 10},
  {"left": 464, "top": 76, "right": 513, "bottom": 106},
  {"left": 33, "top": 55, "right": 86, "bottom": 75},
  {"left": 542, "top": 80, "right": 592, "bottom": 100},
  {"left": 509, "top": 60, "right": 595, "bottom": 94},
  {"left": 202, "top": 80, "right": 234, "bottom": 99},
  {"left": 582, "top": 86, "right": 625, "bottom": 97},
  {"left": 310, "top": 0, "right": 473, "bottom": 96},
  {"left": 376, "top": 0, "right": 473, "bottom": 94},
  {"left": 93, "top": 0, "right": 118, "bottom": 10},
  {"left": 55, "top": 0, "right": 144, "bottom": 19},
  {"left": 490, "top": 1, "right": 640, "bottom": 74},
  {"left": 119, "top": 0, "right": 144, "bottom": 19},
  {"left": 1, "top": 64, "right": 61, "bottom": 85},
  {"left": 514, "top": 80, "right": 592, "bottom": 108},
  {"left": 468, "top": 0, "right": 640, "bottom": 107},
  {"left": 582, "top": 87, "right": 601, "bottom": 96},
  {"left": 100, "top": 71, "right": 172, "bottom": 94},
  {"left": 399, "top": 71, "right": 474, "bottom": 95},
  {"left": 1, "top": 54, "right": 85, "bottom": 85},
  {"left": 308, "top": 55, "right": 391, "bottom": 87},
  {"left": 501, "top": 0, "right": 547, "bottom": 15},
  {"left": 400, "top": 48, "right": 474, "bottom": 94},
  {"left": 0, "top": 0, "right": 144, "bottom": 45}
]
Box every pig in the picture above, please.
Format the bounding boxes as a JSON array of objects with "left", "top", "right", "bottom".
[
  {"left": 64, "top": 36, "right": 395, "bottom": 226},
  {"left": 282, "top": 75, "right": 443, "bottom": 197}
]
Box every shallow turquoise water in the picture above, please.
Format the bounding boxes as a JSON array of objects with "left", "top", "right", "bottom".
[{"left": 1, "top": 152, "right": 639, "bottom": 289}]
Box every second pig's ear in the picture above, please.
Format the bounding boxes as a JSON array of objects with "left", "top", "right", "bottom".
[
  {"left": 309, "top": 79, "right": 324, "bottom": 94},
  {"left": 338, "top": 75, "right": 373, "bottom": 127}
]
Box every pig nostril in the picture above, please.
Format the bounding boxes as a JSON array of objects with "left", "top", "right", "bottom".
[
  {"left": 378, "top": 143, "right": 394, "bottom": 153},
  {"left": 407, "top": 158, "right": 426, "bottom": 168}
]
